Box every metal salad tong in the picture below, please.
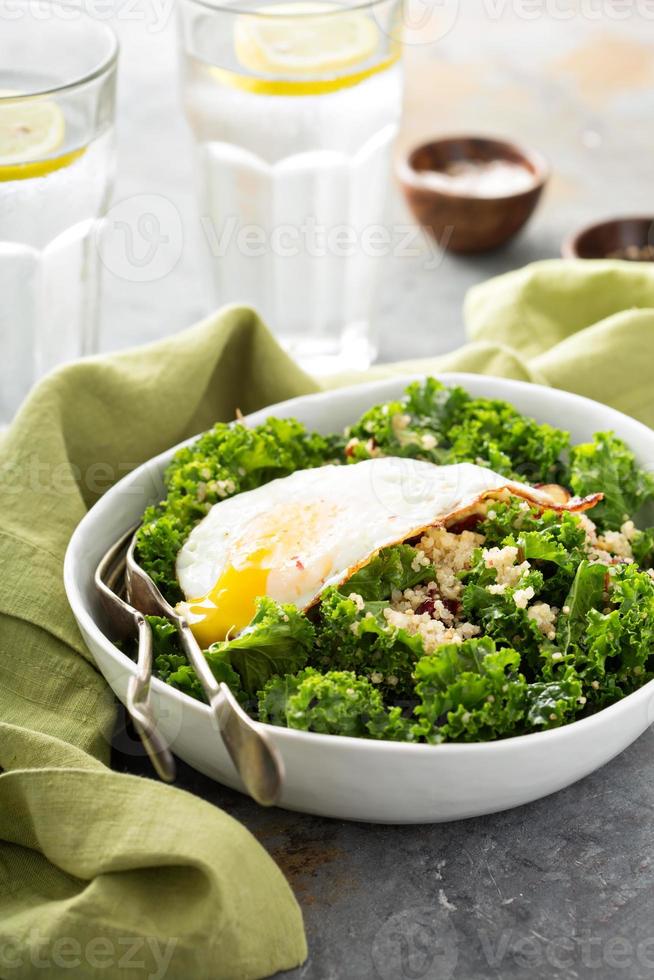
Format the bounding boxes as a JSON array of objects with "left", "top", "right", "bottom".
[{"left": 95, "top": 528, "right": 284, "bottom": 805}]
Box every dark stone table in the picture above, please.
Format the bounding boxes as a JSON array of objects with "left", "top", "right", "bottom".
[{"left": 113, "top": 718, "right": 654, "bottom": 980}]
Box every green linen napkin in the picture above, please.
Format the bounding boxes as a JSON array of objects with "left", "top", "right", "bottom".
[
  {"left": 340, "top": 258, "right": 654, "bottom": 427},
  {"left": 0, "top": 308, "right": 315, "bottom": 980},
  {"left": 1, "top": 258, "right": 654, "bottom": 978}
]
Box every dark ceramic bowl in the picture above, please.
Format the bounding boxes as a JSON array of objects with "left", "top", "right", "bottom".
[
  {"left": 398, "top": 135, "right": 549, "bottom": 254},
  {"left": 562, "top": 217, "right": 654, "bottom": 260}
]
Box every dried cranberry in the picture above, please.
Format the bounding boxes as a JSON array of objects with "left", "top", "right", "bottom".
[
  {"left": 446, "top": 513, "right": 483, "bottom": 534},
  {"left": 415, "top": 598, "right": 436, "bottom": 616},
  {"left": 441, "top": 597, "right": 461, "bottom": 617}
]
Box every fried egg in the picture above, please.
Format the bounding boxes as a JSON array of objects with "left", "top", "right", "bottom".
[{"left": 176, "top": 458, "right": 600, "bottom": 647}]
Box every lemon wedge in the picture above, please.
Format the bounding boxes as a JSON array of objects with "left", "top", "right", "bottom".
[
  {"left": 0, "top": 93, "right": 83, "bottom": 181},
  {"left": 234, "top": 2, "right": 379, "bottom": 76}
]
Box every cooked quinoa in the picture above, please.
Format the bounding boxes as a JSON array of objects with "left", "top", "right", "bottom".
[
  {"left": 381, "top": 505, "right": 645, "bottom": 664},
  {"left": 384, "top": 526, "right": 483, "bottom": 653}
]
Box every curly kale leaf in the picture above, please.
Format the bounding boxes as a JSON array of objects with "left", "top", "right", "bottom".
[
  {"left": 343, "top": 377, "right": 569, "bottom": 482},
  {"left": 166, "top": 416, "right": 336, "bottom": 498},
  {"left": 136, "top": 417, "right": 335, "bottom": 600},
  {"left": 205, "top": 597, "right": 314, "bottom": 696},
  {"left": 579, "top": 609, "right": 624, "bottom": 700},
  {"left": 538, "top": 559, "right": 613, "bottom": 691},
  {"left": 445, "top": 399, "right": 570, "bottom": 484},
  {"left": 313, "top": 587, "right": 425, "bottom": 695},
  {"left": 524, "top": 669, "right": 584, "bottom": 728},
  {"left": 477, "top": 502, "right": 589, "bottom": 605},
  {"left": 406, "top": 378, "right": 569, "bottom": 481},
  {"left": 551, "top": 562, "right": 654, "bottom": 701},
  {"left": 412, "top": 637, "right": 527, "bottom": 742},
  {"left": 478, "top": 500, "right": 584, "bottom": 548},
  {"left": 557, "top": 560, "right": 607, "bottom": 655},
  {"left": 258, "top": 667, "right": 410, "bottom": 740},
  {"left": 338, "top": 544, "right": 434, "bottom": 602},
  {"left": 518, "top": 530, "right": 569, "bottom": 566},
  {"left": 631, "top": 526, "right": 654, "bottom": 569},
  {"left": 343, "top": 378, "right": 466, "bottom": 463},
  {"left": 404, "top": 376, "right": 471, "bottom": 421},
  {"left": 148, "top": 615, "right": 242, "bottom": 702},
  {"left": 256, "top": 671, "right": 299, "bottom": 727},
  {"left": 567, "top": 431, "right": 654, "bottom": 531},
  {"left": 413, "top": 638, "right": 586, "bottom": 740},
  {"left": 136, "top": 511, "right": 191, "bottom": 606},
  {"left": 460, "top": 552, "right": 545, "bottom": 668},
  {"left": 517, "top": 524, "right": 588, "bottom": 605},
  {"left": 604, "top": 563, "right": 654, "bottom": 688}
]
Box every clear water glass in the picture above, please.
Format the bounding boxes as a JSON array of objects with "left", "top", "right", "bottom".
[
  {"left": 0, "top": 5, "right": 117, "bottom": 423},
  {"left": 178, "top": 0, "right": 404, "bottom": 374}
]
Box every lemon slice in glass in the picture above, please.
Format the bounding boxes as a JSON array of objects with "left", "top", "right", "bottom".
[
  {"left": 0, "top": 93, "right": 83, "bottom": 181},
  {"left": 234, "top": 2, "right": 379, "bottom": 76}
]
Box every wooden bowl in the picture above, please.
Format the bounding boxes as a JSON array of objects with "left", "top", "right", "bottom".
[
  {"left": 398, "top": 135, "right": 549, "bottom": 254},
  {"left": 562, "top": 217, "right": 654, "bottom": 260}
]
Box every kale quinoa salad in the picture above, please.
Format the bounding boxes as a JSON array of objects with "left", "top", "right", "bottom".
[{"left": 135, "top": 378, "right": 654, "bottom": 744}]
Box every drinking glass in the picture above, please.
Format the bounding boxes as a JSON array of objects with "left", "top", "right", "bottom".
[
  {"left": 0, "top": 4, "right": 117, "bottom": 423},
  {"left": 178, "top": 0, "right": 404, "bottom": 373}
]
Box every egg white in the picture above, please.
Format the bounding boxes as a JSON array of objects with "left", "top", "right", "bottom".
[{"left": 175, "top": 458, "right": 600, "bottom": 646}]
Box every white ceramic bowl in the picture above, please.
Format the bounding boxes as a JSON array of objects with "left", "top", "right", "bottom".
[{"left": 64, "top": 373, "right": 654, "bottom": 823}]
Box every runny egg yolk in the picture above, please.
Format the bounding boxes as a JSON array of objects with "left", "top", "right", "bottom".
[
  {"left": 179, "top": 500, "right": 339, "bottom": 646},
  {"left": 183, "top": 548, "right": 271, "bottom": 648}
]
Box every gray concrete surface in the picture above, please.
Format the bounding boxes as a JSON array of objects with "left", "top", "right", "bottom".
[
  {"left": 105, "top": 5, "right": 654, "bottom": 979},
  {"left": 113, "top": 723, "right": 654, "bottom": 980}
]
